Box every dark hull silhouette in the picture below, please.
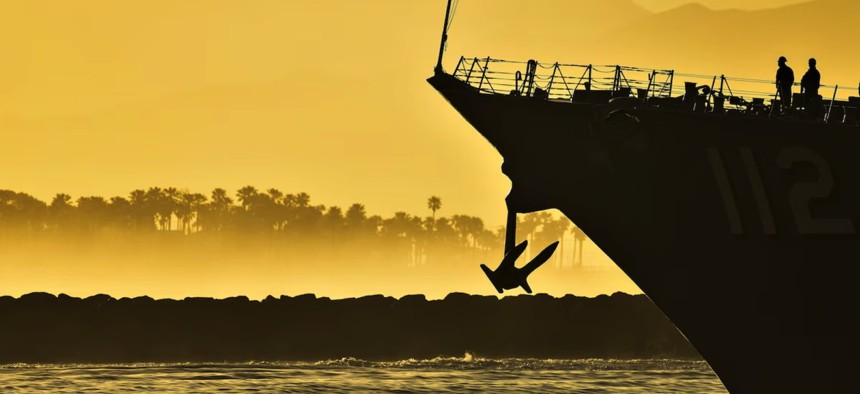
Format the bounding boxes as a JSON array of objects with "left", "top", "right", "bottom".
[{"left": 429, "top": 72, "right": 860, "bottom": 393}]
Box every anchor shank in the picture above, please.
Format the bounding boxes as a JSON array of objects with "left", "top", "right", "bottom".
[{"left": 504, "top": 208, "right": 517, "bottom": 255}]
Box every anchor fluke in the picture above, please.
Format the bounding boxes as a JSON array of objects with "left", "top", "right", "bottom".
[{"left": 481, "top": 240, "right": 559, "bottom": 294}]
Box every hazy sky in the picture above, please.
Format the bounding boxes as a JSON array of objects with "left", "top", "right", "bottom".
[
  {"left": 1, "top": 0, "right": 854, "bottom": 298},
  {"left": 0, "top": 0, "right": 839, "bottom": 227},
  {"left": 0, "top": 1, "right": 508, "bottom": 226}
]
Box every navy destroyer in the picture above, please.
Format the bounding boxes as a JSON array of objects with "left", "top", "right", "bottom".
[{"left": 428, "top": 1, "right": 860, "bottom": 392}]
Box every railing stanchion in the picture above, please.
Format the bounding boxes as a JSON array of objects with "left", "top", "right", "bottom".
[
  {"left": 618, "top": 68, "right": 633, "bottom": 93},
  {"left": 477, "top": 57, "right": 491, "bottom": 91},
  {"left": 646, "top": 70, "right": 655, "bottom": 100},
  {"left": 668, "top": 70, "right": 675, "bottom": 97},
  {"left": 826, "top": 85, "right": 839, "bottom": 122},
  {"left": 588, "top": 65, "right": 592, "bottom": 91},
  {"left": 465, "top": 57, "right": 478, "bottom": 84},
  {"left": 556, "top": 66, "right": 573, "bottom": 101},
  {"left": 708, "top": 76, "right": 717, "bottom": 110},
  {"left": 613, "top": 65, "right": 621, "bottom": 92},
  {"left": 453, "top": 56, "right": 465, "bottom": 77},
  {"left": 546, "top": 63, "right": 559, "bottom": 97}
]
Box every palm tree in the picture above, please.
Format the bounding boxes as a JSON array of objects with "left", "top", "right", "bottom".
[
  {"left": 325, "top": 206, "right": 346, "bottom": 237},
  {"left": 450, "top": 214, "right": 472, "bottom": 246},
  {"left": 267, "top": 188, "right": 284, "bottom": 202},
  {"left": 518, "top": 213, "right": 540, "bottom": 256},
  {"left": 163, "top": 187, "right": 181, "bottom": 231},
  {"left": 234, "top": 186, "right": 260, "bottom": 231},
  {"left": 48, "top": 193, "right": 74, "bottom": 231},
  {"left": 433, "top": 217, "right": 458, "bottom": 247},
  {"left": 236, "top": 186, "right": 259, "bottom": 210},
  {"left": 345, "top": 203, "right": 366, "bottom": 225},
  {"left": 408, "top": 215, "right": 426, "bottom": 265},
  {"left": 185, "top": 193, "right": 207, "bottom": 233},
  {"left": 556, "top": 217, "right": 573, "bottom": 267},
  {"left": 174, "top": 191, "right": 192, "bottom": 234},
  {"left": 108, "top": 196, "right": 132, "bottom": 231},
  {"left": 211, "top": 188, "right": 232, "bottom": 208},
  {"left": 262, "top": 188, "right": 284, "bottom": 230},
  {"left": 475, "top": 228, "right": 502, "bottom": 251},
  {"left": 366, "top": 215, "right": 383, "bottom": 236},
  {"left": 467, "top": 216, "right": 485, "bottom": 249},
  {"left": 76, "top": 196, "right": 109, "bottom": 232},
  {"left": 427, "top": 196, "right": 442, "bottom": 220},
  {"left": 285, "top": 193, "right": 320, "bottom": 234},
  {"left": 50, "top": 193, "right": 72, "bottom": 207},
  {"left": 535, "top": 216, "right": 570, "bottom": 267},
  {"left": 294, "top": 192, "right": 311, "bottom": 208},
  {"left": 175, "top": 191, "right": 204, "bottom": 234},
  {"left": 382, "top": 212, "right": 426, "bottom": 265},
  {"left": 450, "top": 215, "right": 484, "bottom": 249},
  {"left": 345, "top": 203, "right": 372, "bottom": 238},
  {"left": 145, "top": 187, "right": 170, "bottom": 231},
  {"left": 384, "top": 212, "right": 412, "bottom": 238},
  {"left": 206, "top": 188, "right": 233, "bottom": 232},
  {"left": 0, "top": 190, "right": 16, "bottom": 228},
  {"left": 421, "top": 216, "right": 435, "bottom": 234},
  {"left": 571, "top": 226, "right": 588, "bottom": 266},
  {"left": 1, "top": 191, "right": 48, "bottom": 233},
  {"left": 128, "top": 189, "right": 154, "bottom": 231}
]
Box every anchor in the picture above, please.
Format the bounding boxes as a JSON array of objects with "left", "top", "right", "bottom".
[{"left": 480, "top": 207, "right": 559, "bottom": 294}]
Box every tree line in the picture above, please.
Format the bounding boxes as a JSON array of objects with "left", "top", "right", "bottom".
[{"left": 0, "top": 188, "right": 586, "bottom": 265}]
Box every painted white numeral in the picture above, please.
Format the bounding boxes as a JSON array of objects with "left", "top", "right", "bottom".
[
  {"left": 709, "top": 147, "right": 855, "bottom": 235},
  {"left": 777, "top": 147, "right": 855, "bottom": 234}
]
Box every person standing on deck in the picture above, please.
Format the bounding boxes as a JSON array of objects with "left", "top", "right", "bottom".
[
  {"left": 776, "top": 56, "right": 794, "bottom": 113},
  {"left": 801, "top": 58, "right": 821, "bottom": 118}
]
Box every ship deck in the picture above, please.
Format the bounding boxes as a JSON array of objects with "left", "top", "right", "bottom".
[{"left": 450, "top": 57, "right": 860, "bottom": 126}]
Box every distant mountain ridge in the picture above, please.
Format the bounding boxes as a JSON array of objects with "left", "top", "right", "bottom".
[
  {"left": 449, "top": 0, "right": 652, "bottom": 59},
  {"left": 639, "top": 0, "right": 812, "bottom": 12},
  {"left": 594, "top": 0, "right": 859, "bottom": 88}
]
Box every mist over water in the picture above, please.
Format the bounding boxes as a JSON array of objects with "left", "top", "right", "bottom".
[
  {"left": 0, "top": 359, "right": 726, "bottom": 393},
  {"left": 0, "top": 236, "right": 638, "bottom": 299},
  {"left": 0, "top": 194, "right": 639, "bottom": 299}
]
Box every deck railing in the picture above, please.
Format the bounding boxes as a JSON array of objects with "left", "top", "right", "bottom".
[
  {"left": 453, "top": 57, "right": 675, "bottom": 101},
  {"left": 451, "top": 56, "right": 859, "bottom": 123}
]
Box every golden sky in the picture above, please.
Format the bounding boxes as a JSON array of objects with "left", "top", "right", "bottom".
[
  {"left": 2, "top": 1, "right": 499, "bottom": 223},
  {"left": 4, "top": 0, "right": 849, "bottom": 226},
  {"left": 1, "top": 0, "right": 856, "bottom": 298}
]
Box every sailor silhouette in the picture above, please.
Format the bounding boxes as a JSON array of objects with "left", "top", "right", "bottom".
[
  {"left": 801, "top": 58, "right": 822, "bottom": 118},
  {"left": 775, "top": 56, "right": 794, "bottom": 112}
]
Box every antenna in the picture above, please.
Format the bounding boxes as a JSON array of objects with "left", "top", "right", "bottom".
[{"left": 435, "top": 0, "right": 454, "bottom": 75}]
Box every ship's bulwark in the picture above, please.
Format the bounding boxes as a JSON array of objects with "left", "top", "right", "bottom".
[{"left": 429, "top": 73, "right": 860, "bottom": 393}]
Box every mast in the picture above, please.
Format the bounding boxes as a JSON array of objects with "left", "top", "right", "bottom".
[{"left": 435, "top": 0, "right": 454, "bottom": 75}]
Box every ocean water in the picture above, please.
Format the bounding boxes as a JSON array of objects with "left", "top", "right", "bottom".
[{"left": 0, "top": 358, "right": 726, "bottom": 393}]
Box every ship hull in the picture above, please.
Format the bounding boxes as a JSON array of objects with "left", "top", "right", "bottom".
[{"left": 429, "top": 72, "right": 860, "bottom": 393}]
